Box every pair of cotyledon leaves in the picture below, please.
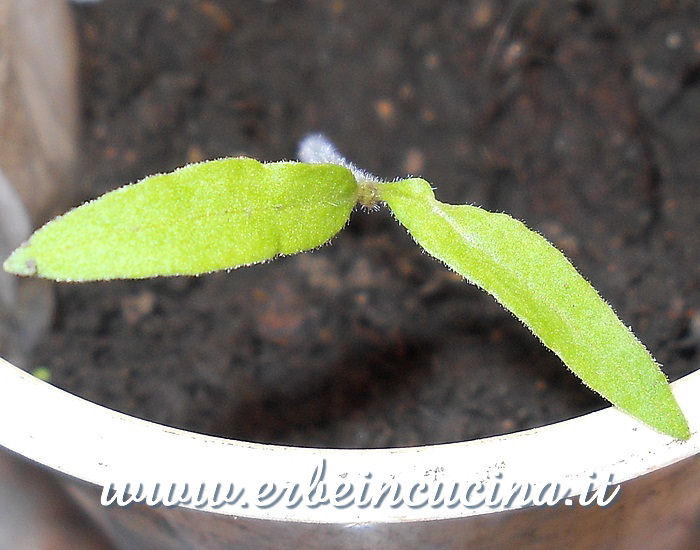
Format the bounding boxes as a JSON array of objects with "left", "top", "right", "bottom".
[{"left": 3, "top": 157, "right": 690, "bottom": 440}]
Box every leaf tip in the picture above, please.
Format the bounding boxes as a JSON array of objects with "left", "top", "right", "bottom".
[
  {"left": 638, "top": 390, "right": 691, "bottom": 441},
  {"left": 662, "top": 410, "right": 691, "bottom": 441},
  {"left": 3, "top": 244, "right": 37, "bottom": 277}
]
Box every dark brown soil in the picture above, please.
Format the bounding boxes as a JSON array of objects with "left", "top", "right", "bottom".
[{"left": 35, "top": 0, "right": 699, "bottom": 447}]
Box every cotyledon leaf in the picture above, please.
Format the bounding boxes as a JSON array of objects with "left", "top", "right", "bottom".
[
  {"left": 378, "top": 177, "right": 690, "bottom": 440},
  {"left": 3, "top": 158, "right": 358, "bottom": 281}
]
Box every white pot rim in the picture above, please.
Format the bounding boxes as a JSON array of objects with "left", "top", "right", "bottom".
[{"left": 0, "top": 357, "right": 697, "bottom": 524}]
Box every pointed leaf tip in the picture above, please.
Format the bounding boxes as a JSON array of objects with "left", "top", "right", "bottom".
[{"left": 3, "top": 245, "right": 37, "bottom": 277}]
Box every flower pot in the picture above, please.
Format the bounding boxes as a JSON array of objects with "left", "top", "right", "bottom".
[{"left": 0, "top": 357, "right": 697, "bottom": 549}]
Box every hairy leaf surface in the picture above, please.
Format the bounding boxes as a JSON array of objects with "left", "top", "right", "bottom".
[
  {"left": 379, "top": 177, "right": 689, "bottom": 440},
  {"left": 4, "top": 158, "right": 357, "bottom": 281}
]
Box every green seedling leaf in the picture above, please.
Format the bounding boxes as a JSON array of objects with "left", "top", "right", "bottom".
[
  {"left": 3, "top": 158, "right": 358, "bottom": 281},
  {"left": 379, "top": 177, "right": 690, "bottom": 440}
]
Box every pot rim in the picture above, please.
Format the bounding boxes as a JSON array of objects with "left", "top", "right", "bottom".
[{"left": 0, "top": 357, "right": 697, "bottom": 523}]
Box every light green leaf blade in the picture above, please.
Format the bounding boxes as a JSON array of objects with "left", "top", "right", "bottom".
[
  {"left": 379, "top": 178, "right": 690, "bottom": 440},
  {"left": 3, "top": 158, "right": 358, "bottom": 281}
]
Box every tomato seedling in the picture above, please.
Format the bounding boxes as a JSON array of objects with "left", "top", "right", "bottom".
[{"left": 3, "top": 135, "right": 690, "bottom": 440}]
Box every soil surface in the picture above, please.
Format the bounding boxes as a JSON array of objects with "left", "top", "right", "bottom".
[{"left": 35, "top": 0, "right": 699, "bottom": 447}]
